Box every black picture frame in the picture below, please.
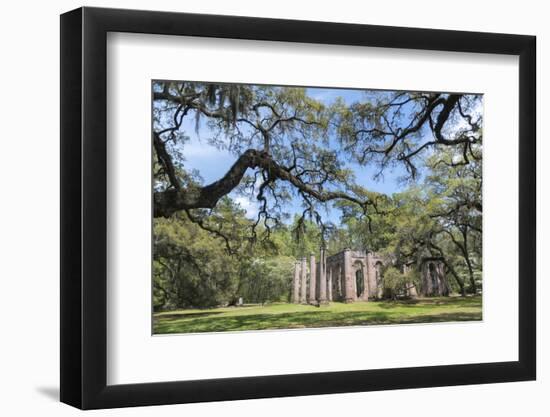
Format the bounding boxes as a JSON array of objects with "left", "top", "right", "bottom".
[{"left": 60, "top": 6, "right": 536, "bottom": 410}]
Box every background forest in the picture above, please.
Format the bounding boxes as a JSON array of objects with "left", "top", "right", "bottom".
[{"left": 152, "top": 82, "right": 482, "bottom": 311}]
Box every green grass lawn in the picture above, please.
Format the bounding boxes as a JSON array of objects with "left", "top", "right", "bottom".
[{"left": 153, "top": 296, "right": 482, "bottom": 334}]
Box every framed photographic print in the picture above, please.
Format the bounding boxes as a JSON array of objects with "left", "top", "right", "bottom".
[{"left": 60, "top": 6, "right": 536, "bottom": 409}]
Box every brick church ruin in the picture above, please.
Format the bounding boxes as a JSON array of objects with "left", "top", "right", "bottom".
[{"left": 292, "top": 248, "right": 449, "bottom": 304}]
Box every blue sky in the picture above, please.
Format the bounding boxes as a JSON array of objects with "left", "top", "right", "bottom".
[{"left": 174, "top": 86, "right": 411, "bottom": 225}]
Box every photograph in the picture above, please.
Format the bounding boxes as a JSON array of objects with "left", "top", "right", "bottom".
[{"left": 151, "top": 81, "right": 483, "bottom": 334}]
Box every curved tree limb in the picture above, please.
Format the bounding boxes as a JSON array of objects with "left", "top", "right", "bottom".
[{"left": 154, "top": 148, "right": 371, "bottom": 218}]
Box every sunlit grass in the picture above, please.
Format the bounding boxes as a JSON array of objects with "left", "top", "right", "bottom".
[{"left": 153, "top": 295, "right": 482, "bottom": 334}]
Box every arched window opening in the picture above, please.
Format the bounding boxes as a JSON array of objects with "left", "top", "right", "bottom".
[
  {"left": 355, "top": 267, "right": 364, "bottom": 297},
  {"left": 375, "top": 262, "right": 383, "bottom": 286}
]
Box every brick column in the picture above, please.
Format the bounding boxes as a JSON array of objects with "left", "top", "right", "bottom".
[
  {"left": 336, "top": 264, "right": 342, "bottom": 300},
  {"left": 362, "top": 262, "right": 369, "bottom": 301},
  {"left": 366, "top": 253, "right": 376, "bottom": 298},
  {"left": 327, "top": 267, "right": 333, "bottom": 301},
  {"left": 343, "top": 248, "right": 355, "bottom": 302},
  {"left": 293, "top": 261, "right": 301, "bottom": 303},
  {"left": 309, "top": 254, "right": 317, "bottom": 304},
  {"left": 318, "top": 247, "right": 327, "bottom": 304},
  {"left": 300, "top": 257, "right": 307, "bottom": 304}
]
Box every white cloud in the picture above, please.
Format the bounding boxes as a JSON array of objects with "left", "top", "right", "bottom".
[
  {"left": 183, "top": 138, "right": 229, "bottom": 159},
  {"left": 234, "top": 196, "right": 259, "bottom": 219}
]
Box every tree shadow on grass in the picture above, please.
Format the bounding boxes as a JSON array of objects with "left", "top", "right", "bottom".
[
  {"left": 398, "top": 312, "right": 482, "bottom": 324},
  {"left": 155, "top": 311, "right": 224, "bottom": 320},
  {"left": 154, "top": 309, "right": 482, "bottom": 334},
  {"left": 376, "top": 299, "right": 420, "bottom": 309},
  {"left": 377, "top": 296, "right": 481, "bottom": 310}
]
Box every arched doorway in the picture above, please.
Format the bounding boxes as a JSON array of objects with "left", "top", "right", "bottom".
[{"left": 355, "top": 265, "right": 364, "bottom": 298}]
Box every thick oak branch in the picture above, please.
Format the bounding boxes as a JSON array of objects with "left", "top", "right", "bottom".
[{"left": 154, "top": 149, "right": 370, "bottom": 217}]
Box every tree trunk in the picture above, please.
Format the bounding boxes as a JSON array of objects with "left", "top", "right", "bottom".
[
  {"left": 466, "top": 261, "right": 476, "bottom": 294},
  {"left": 445, "top": 262, "right": 466, "bottom": 297},
  {"left": 461, "top": 229, "right": 477, "bottom": 294}
]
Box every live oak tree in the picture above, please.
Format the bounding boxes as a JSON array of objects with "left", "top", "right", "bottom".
[
  {"left": 153, "top": 198, "right": 248, "bottom": 309},
  {"left": 153, "top": 82, "right": 482, "bottom": 240},
  {"left": 337, "top": 144, "right": 482, "bottom": 297},
  {"left": 152, "top": 82, "right": 483, "bottom": 306},
  {"left": 385, "top": 188, "right": 470, "bottom": 296},
  {"left": 335, "top": 91, "right": 482, "bottom": 295},
  {"left": 426, "top": 148, "right": 483, "bottom": 293},
  {"left": 153, "top": 199, "right": 302, "bottom": 309},
  {"left": 153, "top": 82, "right": 356, "bottom": 232}
]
